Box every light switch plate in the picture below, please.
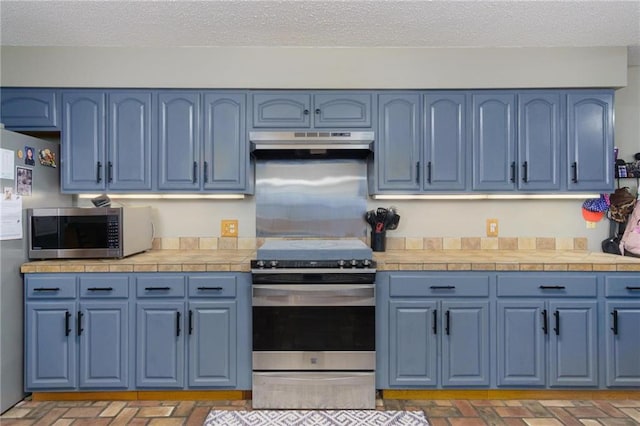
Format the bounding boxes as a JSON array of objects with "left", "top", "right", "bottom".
[
  {"left": 486, "top": 218, "right": 499, "bottom": 237},
  {"left": 221, "top": 219, "right": 238, "bottom": 237}
]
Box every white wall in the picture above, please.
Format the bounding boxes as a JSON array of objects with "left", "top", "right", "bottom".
[{"left": 5, "top": 46, "right": 637, "bottom": 252}]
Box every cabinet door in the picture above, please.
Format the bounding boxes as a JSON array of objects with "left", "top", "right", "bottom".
[
  {"left": 0, "top": 88, "right": 59, "bottom": 130},
  {"left": 441, "top": 301, "right": 490, "bottom": 386},
  {"left": 423, "top": 93, "right": 467, "bottom": 190},
  {"left": 158, "top": 92, "right": 201, "bottom": 190},
  {"left": 605, "top": 301, "right": 640, "bottom": 387},
  {"left": 78, "top": 302, "right": 129, "bottom": 389},
  {"left": 202, "top": 93, "right": 247, "bottom": 191},
  {"left": 188, "top": 301, "right": 237, "bottom": 387},
  {"left": 496, "top": 301, "right": 546, "bottom": 386},
  {"left": 136, "top": 302, "right": 185, "bottom": 388},
  {"left": 376, "top": 94, "right": 421, "bottom": 191},
  {"left": 471, "top": 93, "right": 516, "bottom": 191},
  {"left": 61, "top": 91, "right": 106, "bottom": 192},
  {"left": 252, "top": 93, "right": 311, "bottom": 128},
  {"left": 548, "top": 301, "right": 598, "bottom": 387},
  {"left": 566, "top": 92, "right": 614, "bottom": 191},
  {"left": 108, "top": 91, "right": 152, "bottom": 190},
  {"left": 313, "top": 94, "right": 371, "bottom": 128},
  {"left": 25, "top": 302, "right": 76, "bottom": 389},
  {"left": 517, "top": 93, "right": 561, "bottom": 191},
  {"left": 388, "top": 300, "right": 437, "bottom": 387}
]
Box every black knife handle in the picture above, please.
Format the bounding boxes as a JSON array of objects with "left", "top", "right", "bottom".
[
  {"left": 197, "top": 287, "right": 223, "bottom": 291},
  {"left": 571, "top": 162, "right": 578, "bottom": 183},
  {"left": 542, "top": 309, "right": 548, "bottom": 335},
  {"left": 445, "top": 310, "right": 451, "bottom": 335},
  {"left": 96, "top": 161, "right": 102, "bottom": 183},
  {"left": 539, "top": 285, "right": 566, "bottom": 290},
  {"left": 176, "top": 311, "right": 181, "bottom": 337},
  {"left": 432, "top": 309, "right": 437, "bottom": 334},
  {"left": 87, "top": 287, "right": 113, "bottom": 292},
  {"left": 34, "top": 287, "right": 60, "bottom": 292},
  {"left": 145, "top": 287, "right": 171, "bottom": 291},
  {"left": 554, "top": 311, "right": 560, "bottom": 336},
  {"left": 611, "top": 310, "right": 619, "bottom": 335},
  {"left": 64, "top": 311, "right": 71, "bottom": 336},
  {"left": 188, "top": 310, "right": 193, "bottom": 335},
  {"left": 77, "top": 311, "right": 83, "bottom": 336},
  {"left": 522, "top": 161, "right": 528, "bottom": 183}
]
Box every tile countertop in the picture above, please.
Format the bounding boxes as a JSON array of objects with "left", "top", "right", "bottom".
[{"left": 20, "top": 249, "right": 640, "bottom": 273}]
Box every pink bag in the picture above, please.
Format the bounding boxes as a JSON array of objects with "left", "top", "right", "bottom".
[{"left": 619, "top": 199, "right": 640, "bottom": 256}]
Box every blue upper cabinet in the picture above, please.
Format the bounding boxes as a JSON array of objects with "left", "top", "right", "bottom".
[
  {"left": 423, "top": 93, "right": 467, "bottom": 191},
  {"left": 202, "top": 93, "right": 247, "bottom": 191},
  {"left": 566, "top": 91, "right": 614, "bottom": 192},
  {"left": 1, "top": 88, "right": 59, "bottom": 130},
  {"left": 376, "top": 93, "right": 421, "bottom": 191},
  {"left": 61, "top": 91, "right": 106, "bottom": 192},
  {"left": 251, "top": 92, "right": 372, "bottom": 129},
  {"left": 471, "top": 93, "right": 517, "bottom": 191},
  {"left": 517, "top": 93, "right": 561, "bottom": 191},
  {"left": 107, "top": 92, "right": 153, "bottom": 191},
  {"left": 157, "top": 92, "right": 201, "bottom": 191}
]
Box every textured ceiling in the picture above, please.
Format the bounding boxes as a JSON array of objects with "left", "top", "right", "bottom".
[{"left": 1, "top": 1, "right": 639, "bottom": 63}]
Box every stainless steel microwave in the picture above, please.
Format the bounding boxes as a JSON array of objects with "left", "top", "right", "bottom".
[{"left": 27, "top": 207, "right": 153, "bottom": 259}]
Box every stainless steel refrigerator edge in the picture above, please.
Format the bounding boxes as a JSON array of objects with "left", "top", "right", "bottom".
[{"left": 0, "top": 129, "right": 72, "bottom": 413}]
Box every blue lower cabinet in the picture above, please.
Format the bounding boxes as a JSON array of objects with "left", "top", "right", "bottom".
[
  {"left": 25, "top": 301, "right": 77, "bottom": 390},
  {"left": 188, "top": 301, "right": 237, "bottom": 388},
  {"left": 135, "top": 301, "right": 185, "bottom": 388},
  {"left": 605, "top": 301, "right": 640, "bottom": 387}
]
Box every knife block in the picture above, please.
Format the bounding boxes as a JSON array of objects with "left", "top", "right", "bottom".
[{"left": 370, "top": 231, "right": 386, "bottom": 252}]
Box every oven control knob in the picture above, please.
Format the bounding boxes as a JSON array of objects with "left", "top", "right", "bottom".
[
  {"left": 362, "top": 259, "right": 371, "bottom": 267},
  {"left": 269, "top": 260, "right": 278, "bottom": 268},
  {"left": 350, "top": 259, "right": 358, "bottom": 267},
  {"left": 337, "top": 260, "right": 346, "bottom": 268},
  {"left": 256, "top": 260, "right": 266, "bottom": 268}
]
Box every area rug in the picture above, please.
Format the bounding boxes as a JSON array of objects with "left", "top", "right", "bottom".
[{"left": 204, "top": 409, "right": 429, "bottom": 426}]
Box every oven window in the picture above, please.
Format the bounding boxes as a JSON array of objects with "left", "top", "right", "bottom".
[
  {"left": 31, "top": 216, "right": 109, "bottom": 249},
  {"left": 253, "top": 306, "right": 374, "bottom": 351}
]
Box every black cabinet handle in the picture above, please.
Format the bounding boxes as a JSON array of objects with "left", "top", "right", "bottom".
[
  {"left": 510, "top": 161, "right": 516, "bottom": 183},
  {"left": 303, "top": 109, "right": 310, "bottom": 115},
  {"left": 108, "top": 161, "right": 113, "bottom": 183},
  {"left": 416, "top": 162, "right": 420, "bottom": 184},
  {"left": 64, "top": 311, "right": 71, "bottom": 336},
  {"left": 176, "top": 311, "right": 181, "bottom": 337},
  {"left": 77, "top": 311, "right": 83, "bottom": 336},
  {"left": 626, "top": 286, "right": 640, "bottom": 291},
  {"left": 432, "top": 309, "right": 437, "bottom": 335},
  {"left": 34, "top": 287, "right": 60, "bottom": 292},
  {"left": 197, "top": 286, "right": 223, "bottom": 291},
  {"left": 553, "top": 311, "right": 560, "bottom": 336},
  {"left": 87, "top": 287, "right": 113, "bottom": 292},
  {"left": 203, "top": 161, "right": 208, "bottom": 183},
  {"left": 315, "top": 108, "right": 321, "bottom": 115},
  {"left": 145, "top": 287, "right": 171, "bottom": 291},
  {"left": 611, "top": 310, "right": 619, "bottom": 335},
  {"left": 445, "top": 310, "right": 451, "bottom": 335},
  {"left": 427, "top": 161, "right": 432, "bottom": 184},
  {"left": 542, "top": 309, "right": 548, "bottom": 335},
  {"left": 571, "top": 162, "right": 578, "bottom": 183},
  {"left": 188, "top": 310, "right": 193, "bottom": 335},
  {"left": 430, "top": 285, "right": 455, "bottom": 290},
  {"left": 539, "top": 285, "right": 566, "bottom": 290},
  {"left": 522, "top": 161, "right": 528, "bottom": 183},
  {"left": 192, "top": 161, "right": 197, "bottom": 183},
  {"left": 96, "top": 161, "right": 102, "bottom": 183}
]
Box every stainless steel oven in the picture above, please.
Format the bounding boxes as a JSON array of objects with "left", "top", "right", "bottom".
[{"left": 251, "top": 240, "right": 376, "bottom": 409}]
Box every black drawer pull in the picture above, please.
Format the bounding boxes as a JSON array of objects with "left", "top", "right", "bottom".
[
  {"left": 203, "top": 161, "right": 208, "bottom": 183},
  {"left": 427, "top": 161, "right": 432, "bottom": 184},
  {"left": 522, "top": 161, "right": 529, "bottom": 183},
  {"left": 197, "top": 286, "right": 223, "bottom": 291},
  {"left": 432, "top": 309, "right": 437, "bottom": 335},
  {"left": 64, "top": 311, "right": 71, "bottom": 336},
  {"left": 77, "top": 311, "right": 83, "bottom": 336},
  {"left": 96, "top": 161, "right": 102, "bottom": 183},
  {"left": 571, "top": 161, "right": 578, "bottom": 183},
  {"left": 554, "top": 311, "right": 560, "bottom": 336},
  {"left": 445, "top": 310, "right": 451, "bottom": 335},
  {"left": 145, "top": 287, "right": 171, "bottom": 291},
  {"left": 87, "top": 287, "right": 113, "bottom": 292},
  {"left": 176, "top": 311, "right": 181, "bottom": 337},
  {"left": 626, "top": 286, "right": 640, "bottom": 291},
  {"left": 192, "top": 161, "right": 197, "bottom": 184},
  {"left": 188, "top": 310, "right": 193, "bottom": 335},
  {"left": 34, "top": 287, "right": 60, "bottom": 292},
  {"left": 108, "top": 161, "right": 113, "bottom": 183},
  {"left": 539, "top": 285, "right": 566, "bottom": 290},
  {"left": 611, "top": 310, "right": 619, "bottom": 335},
  {"left": 510, "top": 161, "right": 516, "bottom": 183},
  {"left": 430, "top": 285, "right": 455, "bottom": 290},
  {"left": 542, "top": 309, "right": 548, "bottom": 335}
]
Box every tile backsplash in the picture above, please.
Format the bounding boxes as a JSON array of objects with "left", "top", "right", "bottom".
[{"left": 153, "top": 236, "right": 589, "bottom": 251}]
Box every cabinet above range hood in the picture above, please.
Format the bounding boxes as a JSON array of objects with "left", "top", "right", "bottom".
[{"left": 250, "top": 131, "right": 374, "bottom": 156}]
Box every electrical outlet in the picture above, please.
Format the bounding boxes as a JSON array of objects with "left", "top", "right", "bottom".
[
  {"left": 221, "top": 219, "right": 238, "bottom": 237},
  {"left": 486, "top": 218, "right": 499, "bottom": 237}
]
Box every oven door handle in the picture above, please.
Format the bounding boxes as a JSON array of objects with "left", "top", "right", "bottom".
[{"left": 253, "top": 284, "right": 373, "bottom": 298}]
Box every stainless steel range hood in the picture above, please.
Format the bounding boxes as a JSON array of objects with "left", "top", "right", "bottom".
[{"left": 250, "top": 131, "right": 374, "bottom": 152}]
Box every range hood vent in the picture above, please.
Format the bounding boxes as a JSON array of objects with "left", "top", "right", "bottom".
[{"left": 250, "top": 131, "right": 374, "bottom": 154}]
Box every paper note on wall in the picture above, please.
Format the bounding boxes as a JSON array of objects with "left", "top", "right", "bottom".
[
  {"left": 0, "top": 148, "right": 15, "bottom": 180},
  {"left": 0, "top": 192, "right": 23, "bottom": 240}
]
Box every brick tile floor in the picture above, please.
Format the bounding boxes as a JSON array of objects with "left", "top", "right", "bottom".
[{"left": 2, "top": 398, "right": 640, "bottom": 425}]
